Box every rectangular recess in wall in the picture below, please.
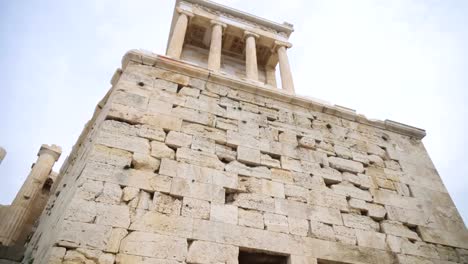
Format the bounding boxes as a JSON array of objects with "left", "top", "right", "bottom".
[{"left": 238, "top": 249, "right": 289, "bottom": 264}]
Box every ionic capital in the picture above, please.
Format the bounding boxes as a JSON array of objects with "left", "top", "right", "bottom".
[
  {"left": 38, "top": 144, "right": 62, "bottom": 161},
  {"left": 244, "top": 31, "right": 260, "bottom": 40},
  {"left": 273, "top": 40, "right": 292, "bottom": 50},
  {"left": 210, "top": 20, "right": 227, "bottom": 29},
  {"left": 176, "top": 7, "right": 194, "bottom": 18}
]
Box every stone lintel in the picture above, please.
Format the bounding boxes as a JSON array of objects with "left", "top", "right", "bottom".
[{"left": 121, "top": 49, "right": 427, "bottom": 140}]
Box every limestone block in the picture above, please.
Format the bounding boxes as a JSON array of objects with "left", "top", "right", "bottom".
[
  {"left": 76, "top": 179, "right": 104, "bottom": 201},
  {"left": 176, "top": 147, "right": 224, "bottom": 170},
  {"left": 367, "top": 203, "right": 387, "bottom": 220},
  {"left": 288, "top": 217, "right": 309, "bottom": 236},
  {"left": 176, "top": 162, "right": 212, "bottom": 184},
  {"left": 153, "top": 192, "right": 182, "bottom": 215},
  {"left": 328, "top": 157, "right": 364, "bottom": 173},
  {"left": 261, "top": 179, "right": 285, "bottom": 198},
  {"left": 165, "top": 131, "right": 192, "bottom": 148},
  {"left": 187, "top": 240, "right": 239, "bottom": 264},
  {"left": 89, "top": 145, "right": 132, "bottom": 167},
  {"left": 119, "top": 231, "right": 187, "bottom": 261},
  {"left": 210, "top": 203, "right": 238, "bottom": 224},
  {"left": 137, "top": 124, "right": 166, "bottom": 142},
  {"left": 181, "top": 122, "right": 226, "bottom": 144},
  {"left": 358, "top": 173, "right": 372, "bottom": 190},
  {"left": 142, "top": 113, "right": 182, "bottom": 131},
  {"left": 288, "top": 255, "right": 318, "bottom": 264},
  {"left": 366, "top": 143, "right": 386, "bottom": 158},
  {"left": 309, "top": 205, "right": 342, "bottom": 225},
  {"left": 172, "top": 106, "right": 215, "bottom": 126},
  {"left": 147, "top": 98, "right": 173, "bottom": 115},
  {"left": 275, "top": 199, "right": 309, "bottom": 219},
  {"left": 355, "top": 229, "right": 387, "bottom": 250},
  {"left": 129, "top": 211, "right": 193, "bottom": 237},
  {"left": 170, "top": 177, "right": 224, "bottom": 202},
  {"left": 308, "top": 188, "right": 349, "bottom": 212},
  {"left": 281, "top": 156, "right": 303, "bottom": 172},
  {"left": 373, "top": 189, "right": 419, "bottom": 210},
  {"left": 334, "top": 145, "right": 352, "bottom": 159},
  {"left": 57, "top": 221, "right": 112, "bottom": 250},
  {"left": 331, "top": 182, "right": 372, "bottom": 202},
  {"left": 215, "top": 144, "right": 237, "bottom": 162},
  {"left": 154, "top": 78, "right": 178, "bottom": 92},
  {"left": 179, "top": 86, "right": 200, "bottom": 97},
  {"left": 373, "top": 176, "right": 396, "bottom": 191},
  {"left": 182, "top": 197, "right": 210, "bottom": 219},
  {"left": 122, "top": 186, "right": 139, "bottom": 202},
  {"left": 309, "top": 221, "right": 335, "bottom": 241},
  {"left": 261, "top": 153, "right": 281, "bottom": 168},
  {"left": 264, "top": 213, "right": 289, "bottom": 233},
  {"left": 227, "top": 130, "right": 261, "bottom": 149},
  {"left": 150, "top": 141, "right": 175, "bottom": 159},
  {"left": 291, "top": 172, "right": 323, "bottom": 190},
  {"left": 95, "top": 203, "right": 131, "bottom": 228},
  {"left": 333, "top": 225, "right": 356, "bottom": 245},
  {"left": 352, "top": 151, "right": 370, "bottom": 165},
  {"left": 396, "top": 254, "right": 434, "bottom": 264},
  {"left": 298, "top": 136, "right": 322, "bottom": 149},
  {"left": 96, "top": 131, "right": 150, "bottom": 155},
  {"left": 381, "top": 221, "right": 420, "bottom": 241},
  {"left": 239, "top": 119, "right": 260, "bottom": 137},
  {"left": 418, "top": 226, "right": 468, "bottom": 249},
  {"left": 191, "top": 136, "right": 215, "bottom": 153},
  {"left": 238, "top": 208, "right": 264, "bottom": 229},
  {"left": 279, "top": 131, "right": 298, "bottom": 146},
  {"left": 232, "top": 193, "right": 275, "bottom": 213},
  {"left": 47, "top": 247, "right": 66, "bottom": 264},
  {"left": 159, "top": 158, "right": 177, "bottom": 177},
  {"left": 348, "top": 198, "right": 367, "bottom": 212},
  {"left": 131, "top": 153, "right": 160, "bottom": 171},
  {"left": 225, "top": 160, "right": 271, "bottom": 179},
  {"left": 116, "top": 254, "right": 182, "bottom": 263},
  {"left": 316, "top": 141, "right": 335, "bottom": 155},
  {"left": 112, "top": 90, "right": 149, "bottom": 109},
  {"left": 237, "top": 146, "right": 261, "bottom": 165},
  {"left": 212, "top": 171, "right": 238, "bottom": 189},
  {"left": 271, "top": 168, "right": 294, "bottom": 184},
  {"left": 368, "top": 154, "right": 384, "bottom": 167},
  {"left": 314, "top": 167, "right": 342, "bottom": 185},
  {"left": 342, "top": 213, "right": 379, "bottom": 231},
  {"left": 136, "top": 190, "right": 152, "bottom": 210},
  {"left": 114, "top": 170, "right": 172, "bottom": 193},
  {"left": 284, "top": 184, "right": 308, "bottom": 203},
  {"left": 106, "top": 227, "right": 128, "bottom": 253}
]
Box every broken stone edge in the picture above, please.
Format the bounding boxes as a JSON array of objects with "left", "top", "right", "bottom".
[{"left": 119, "top": 49, "right": 426, "bottom": 140}]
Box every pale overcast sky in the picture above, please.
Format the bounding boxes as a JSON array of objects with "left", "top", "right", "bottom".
[{"left": 1, "top": 0, "right": 467, "bottom": 223}]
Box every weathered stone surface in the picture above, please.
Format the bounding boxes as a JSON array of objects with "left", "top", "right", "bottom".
[
  {"left": 238, "top": 208, "right": 264, "bottom": 229},
  {"left": 237, "top": 146, "right": 261, "bottom": 165},
  {"left": 309, "top": 205, "right": 342, "bottom": 225},
  {"left": 329, "top": 157, "right": 364, "bottom": 173},
  {"left": 181, "top": 197, "right": 210, "bottom": 219},
  {"left": 129, "top": 211, "right": 193, "bottom": 237},
  {"left": 309, "top": 221, "right": 335, "bottom": 241},
  {"left": 153, "top": 192, "right": 182, "bottom": 215},
  {"left": 165, "top": 131, "right": 192, "bottom": 148},
  {"left": 57, "top": 221, "right": 112, "bottom": 250},
  {"left": 176, "top": 147, "right": 224, "bottom": 170},
  {"left": 264, "top": 213, "right": 289, "bottom": 233},
  {"left": 288, "top": 217, "right": 309, "bottom": 236},
  {"left": 342, "top": 214, "right": 379, "bottom": 231},
  {"left": 132, "top": 152, "right": 160, "bottom": 171},
  {"left": 120, "top": 231, "right": 187, "bottom": 261},
  {"left": 150, "top": 141, "right": 175, "bottom": 159},
  {"left": 187, "top": 240, "right": 239, "bottom": 264},
  {"left": 210, "top": 203, "right": 238, "bottom": 224},
  {"left": 261, "top": 179, "right": 285, "bottom": 198},
  {"left": 356, "top": 229, "right": 387, "bottom": 250}
]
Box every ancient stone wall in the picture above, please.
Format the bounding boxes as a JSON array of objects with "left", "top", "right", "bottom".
[{"left": 24, "top": 51, "right": 467, "bottom": 264}]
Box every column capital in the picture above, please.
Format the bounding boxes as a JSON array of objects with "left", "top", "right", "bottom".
[
  {"left": 273, "top": 40, "right": 292, "bottom": 50},
  {"left": 38, "top": 144, "right": 62, "bottom": 161},
  {"left": 176, "top": 7, "right": 194, "bottom": 18},
  {"left": 244, "top": 31, "right": 259, "bottom": 40},
  {"left": 210, "top": 20, "right": 227, "bottom": 29}
]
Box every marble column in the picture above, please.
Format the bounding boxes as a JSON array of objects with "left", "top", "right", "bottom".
[
  {"left": 0, "top": 144, "right": 61, "bottom": 245},
  {"left": 275, "top": 41, "right": 295, "bottom": 94},
  {"left": 166, "top": 8, "right": 194, "bottom": 59},
  {"left": 208, "top": 20, "right": 227, "bottom": 71},
  {"left": 265, "top": 66, "right": 277, "bottom": 88},
  {"left": 244, "top": 31, "right": 260, "bottom": 81}
]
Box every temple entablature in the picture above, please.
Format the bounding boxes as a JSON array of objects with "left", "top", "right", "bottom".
[{"left": 166, "top": 0, "right": 296, "bottom": 93}]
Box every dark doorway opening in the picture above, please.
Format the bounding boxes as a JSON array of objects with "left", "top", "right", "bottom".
[{"left": 238, "top": 249, "right": 289, "bottom": 264}]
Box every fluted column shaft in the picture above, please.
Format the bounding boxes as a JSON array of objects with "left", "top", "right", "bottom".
[
  {"left": 265, "top": 66, "right": 277, "bottom": 87},
  {"left": 276, "top": 41, "right": 295, "bottom": 94},
  {"left": 244, "top": 31, "right": 259, "bottom": 81},
  {"left": 208, "top": 20, "right": 226, "bottom": 71},
  {"left": 167, "top": 8, "right": 193, "bottom": 59}
]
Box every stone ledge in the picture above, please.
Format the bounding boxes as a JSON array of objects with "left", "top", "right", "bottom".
[{"left": 120, "top": 49, "right": 426, "bottom": 140}]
